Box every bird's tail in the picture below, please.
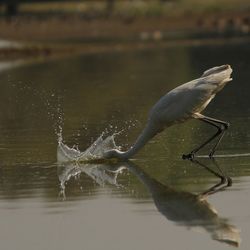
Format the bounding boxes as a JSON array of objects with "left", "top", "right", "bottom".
[
  {"left": 202, "top": 64, "right": 232, "bottom": 79},
  {"left": 202, "top": 64, "right": 233, "bottom": 92}
]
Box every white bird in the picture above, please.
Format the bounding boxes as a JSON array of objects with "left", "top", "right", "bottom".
[{"left": 104, "top": 65, "right": 233, "bottom": 160}]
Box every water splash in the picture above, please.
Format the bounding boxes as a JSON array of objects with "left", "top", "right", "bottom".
[
  {"left": 56, "top": 126, "right": 125, "bottom": 198},
  {"left": 57, "top": 130, "right": 120, "bottom": 163},
  {"left": 45, "top": 94, "right": 65, "bottom": 139}
]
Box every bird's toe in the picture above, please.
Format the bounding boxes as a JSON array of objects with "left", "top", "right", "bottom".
[
  {"left": 209, "top": 151, "right": 215, "bottom": 159},
  {"left": 182, "top": 153, "right": 194, "bottom": 160},
  {"left": 227, "top": 176, "right": 233, "bottom": 186}
]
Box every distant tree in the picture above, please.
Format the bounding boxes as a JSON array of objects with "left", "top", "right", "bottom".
[
  {"left": 6, "top": 1, "right": 18, "bottom": 17},
  {"left": 0, "top": 0, "right": 18, "bottom": 17}
]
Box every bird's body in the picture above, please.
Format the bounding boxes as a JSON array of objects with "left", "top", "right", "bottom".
[
  {"left": 104, "top": 65, "right": 233, "bottom": 160},
  {"left": 149, "top": 65, "right": 232, "bottom": 129}
]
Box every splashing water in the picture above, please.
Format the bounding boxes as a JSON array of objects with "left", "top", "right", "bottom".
[
  {"left": 56, "top": 128, "right": 125, "bottom": 198},
  {"left": 57, "top": 161, "right": 126, "bottom": 199},
  {"left": 57, "top": 129, "right": 120, "bottom": 163}
]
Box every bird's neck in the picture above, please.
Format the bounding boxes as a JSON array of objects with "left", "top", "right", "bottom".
[
  {"left": 116, "top": 123, "right": 159, "bottom": 160},
  {"left": 125, "top": 163, "right": 182, "bottom": 207},
  {"left": 127, "top": 163, "right": 166, "bottom": 193}
]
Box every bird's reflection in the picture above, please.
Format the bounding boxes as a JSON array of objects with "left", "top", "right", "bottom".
[{"left": 57, "top": 160, "right": 240, "bottom": 247}]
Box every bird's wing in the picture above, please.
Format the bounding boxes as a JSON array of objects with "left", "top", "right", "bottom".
[{"left": 147, "top": 65, "right": 233, "bottom": 125}]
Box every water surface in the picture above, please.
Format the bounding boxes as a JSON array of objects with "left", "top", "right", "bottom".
[{"left": 1, "top": 41, "right": 250, "bottom": 250}]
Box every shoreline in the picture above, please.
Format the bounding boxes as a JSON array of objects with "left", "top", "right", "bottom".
[
  {"left": 0, "top": 10, "right": 250, "bottom": 61},
  {"left": 1, "top": 35, "right": 250, "bottom": 63}
]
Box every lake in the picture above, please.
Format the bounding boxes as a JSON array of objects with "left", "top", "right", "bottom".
[{"left": 0, "top": 40, "right": 250, "bottom": 250}]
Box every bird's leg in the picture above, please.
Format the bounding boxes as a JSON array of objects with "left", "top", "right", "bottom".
[
  {"left": 201, "top": 116, "right": 230, "bottom": 158},
  {"left": 182, "top": 126, "right": 221, "bottom": 160},
  {"left": 182, "top": 115, "right": 229, "bottom": 160},
  {"left": 208, "top": 130, "right": 226, "bottom": 158}
]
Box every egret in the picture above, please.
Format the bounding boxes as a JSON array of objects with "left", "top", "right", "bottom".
[{"left": 104, "top": 65, "right": 233, "bottom": 160}]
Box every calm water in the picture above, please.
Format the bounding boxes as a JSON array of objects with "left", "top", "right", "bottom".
[{"left": 1, "top": 41, "right": 250, "bottom": 249}]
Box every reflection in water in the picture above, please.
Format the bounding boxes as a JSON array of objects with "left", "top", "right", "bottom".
[
  {"left": 126, "top": 161, "right": 240, "bottom": 247},
  {"left": 58, "top": 162, "right": 125, "bottom": 199},
  {"left": 57, "top": 161, "right": 240, "bottom": 247},
  {"left": 191, "top": 158, "right": 232, "bottom": 196}
]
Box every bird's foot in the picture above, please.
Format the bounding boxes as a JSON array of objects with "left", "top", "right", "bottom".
[
  {"left": 227, "top": 176, "right": 233, "bottom": 186},
  {"left": 208, "top": 151, "right": 215, "bottom": 159},
  {"left": 220, "top": 175, "right": 233, "bottom": 187},
  {"left": 220, "top": 175, "right": 227, "bottom": 184},
  {"left": 182, "top": 153, "right": 194, "bottom": 160}
]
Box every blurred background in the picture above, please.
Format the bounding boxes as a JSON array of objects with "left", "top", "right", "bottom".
[{"left": 0, "top": 0, "right": 250, "bottom": 58}]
